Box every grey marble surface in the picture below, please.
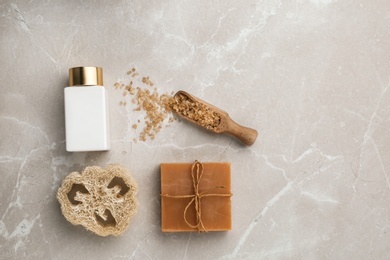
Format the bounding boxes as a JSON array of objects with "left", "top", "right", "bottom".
[{"left": 1, "top": 0, "right": 390, "bottom": 259}]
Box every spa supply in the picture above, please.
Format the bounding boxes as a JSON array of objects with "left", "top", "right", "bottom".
[
  {"left": 114, "top": 68, "right": 176, "bottom": 142},
  {"left": 173, "top": 90, "right": 258, "bottom": 145},
  {"left": 161, "top": 161, "right": 232, "bottom": 232},
  {"left": 64, "top": 66, "right": 110, "bottom": 152},
  {"left": 57, "top": 164, "right": 138, "bottom": 236}
]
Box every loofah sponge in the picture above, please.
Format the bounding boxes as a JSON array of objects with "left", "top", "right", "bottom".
[{"left": 57, "top": 164, "right": 138, "bottom": 236}]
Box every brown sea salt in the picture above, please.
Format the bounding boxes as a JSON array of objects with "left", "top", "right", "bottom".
[{"left": 114, "top": 68, "right": 176, "bottom": 142}]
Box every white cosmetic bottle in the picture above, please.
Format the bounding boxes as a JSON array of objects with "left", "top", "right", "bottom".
[{"left": 64, "top": 66, "right": 110, "bottom": 152}]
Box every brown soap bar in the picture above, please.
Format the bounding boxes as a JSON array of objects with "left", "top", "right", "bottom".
[{"left": 161, "top": 161, "right": 232, "bottom": 232}]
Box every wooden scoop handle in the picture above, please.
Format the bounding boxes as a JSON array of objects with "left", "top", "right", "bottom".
[{"left": 225, "top": 118, "right": 258, "bottom": 146}]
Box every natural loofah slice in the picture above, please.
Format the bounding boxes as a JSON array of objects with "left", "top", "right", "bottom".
[{"left": 57, "top": 164, "right": 138, "bottom": 236}]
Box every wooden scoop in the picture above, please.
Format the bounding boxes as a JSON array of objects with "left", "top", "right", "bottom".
[{"left": 173, "top": 90, "right": 258, "bottom": 146}]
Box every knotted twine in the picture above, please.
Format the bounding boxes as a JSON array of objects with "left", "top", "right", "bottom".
[{"left": 161, "top": 160, "right": 232, "bottom": 232}]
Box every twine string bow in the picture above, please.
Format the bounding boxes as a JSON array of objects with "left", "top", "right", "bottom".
[{"left": 162, "top": 160, "right": 232, "bottom": 232}]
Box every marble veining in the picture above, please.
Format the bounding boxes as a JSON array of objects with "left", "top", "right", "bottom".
[{"left": 1, "top": 0, "right": 390, "bottom": 259}]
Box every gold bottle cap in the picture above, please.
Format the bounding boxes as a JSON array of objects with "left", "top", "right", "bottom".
[{"left": 69, "top": 66, "right": 103, "bottom": 86}]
